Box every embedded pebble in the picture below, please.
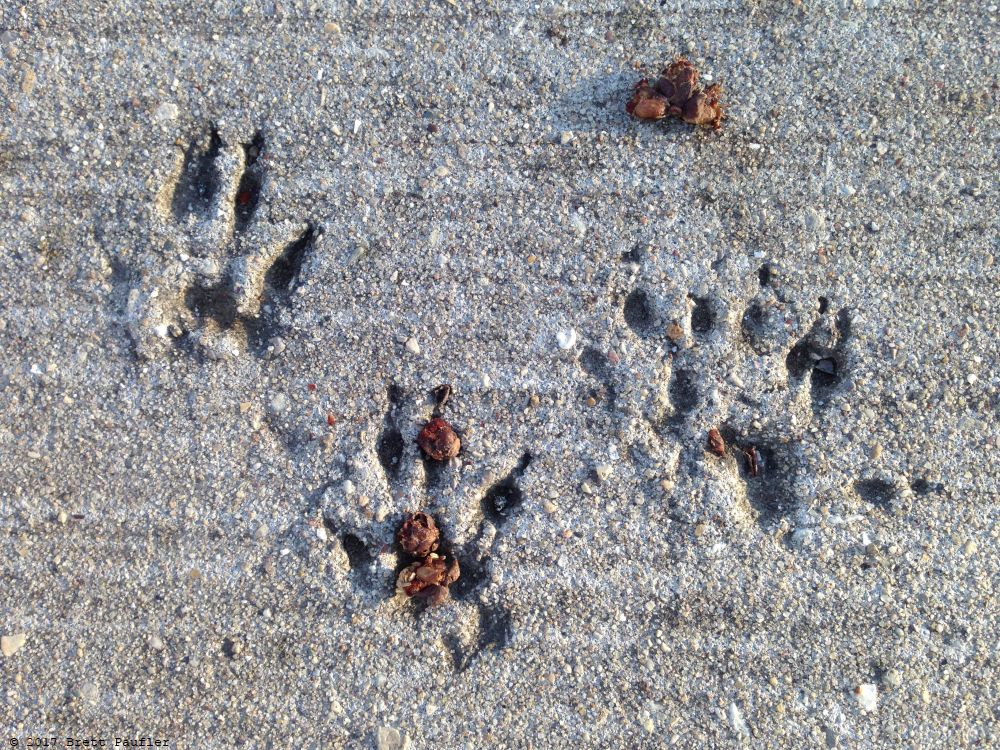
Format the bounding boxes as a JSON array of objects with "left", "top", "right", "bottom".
[
  {"left": 21, "top": 66, "right": 36, "bottom": 94},
  {"left": 556, "top": 329, "right": 577, "bottom": 349},
  {"left": 854, "top": 683, "right": 878, "bottom": 711},
  {"left": 377, "top": 726, "right": 410, "bottom": 750},
  {"left": 728, "top": 702, "right": 749, "bottom": 737},
  {"left": 78, "top": 681, "right": 100, "bottom": 705},
  {"left": 153, "top": 102, "right": 178, "bottom": 122},
  {"left": 269, "top": 393, "right": 288, "bottom": 414},
  {"left": 1, "top": 633, "right": 27, "bottom": 657}
]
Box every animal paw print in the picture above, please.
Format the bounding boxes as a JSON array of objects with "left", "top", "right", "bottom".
[
  {"left": 724, "top": 292, "right": 856, "bottom": 528},
  {"left": 318, "top": 384, "right": 530, "bottom": 671},
  {"left": 615, "top": 260, "right": 859, "bottom": 532},
  {"left": 125, "top": 126, "right": 317, "bottom": 360}
]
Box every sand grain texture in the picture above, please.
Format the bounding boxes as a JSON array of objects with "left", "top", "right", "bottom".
[{"left": 0, "top": 1, "right": 997, "bottom": 747}]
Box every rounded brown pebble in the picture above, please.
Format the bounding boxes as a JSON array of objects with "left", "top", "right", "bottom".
[
  {"left": 417, "top": 417, "right": 461, "bottom": 461},
  {"left": 626, "top": 81, "right": 668, "bottom": 121}
]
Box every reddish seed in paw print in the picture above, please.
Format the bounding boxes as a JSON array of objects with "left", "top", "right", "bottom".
[
  {"left": 397, "top": 511, "right": 440, "bottom": 558},
  {"left": 707, "top": 428, "right": 726, "bottom": 457},
  {"left": 417, "top": 417, "right": 461, "bottom": 461}
]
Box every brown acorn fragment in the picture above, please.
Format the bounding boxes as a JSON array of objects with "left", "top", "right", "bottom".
[
  {"left": 707, "top": 428, "right": 726, "bottom": 457},
  {"left": 626, "top": 81, "right": 668, "bottom": 121},
  {"left": 397, "top": 511, "right": 440, "bottom": 557},
  {"left": 432, "top": 383, "right": 453, "bottom": 415},
  {"left": 681, "top": 83, "right": 724, "bottom": 129},
  {"left": 417, "top": 417, "right": 461, "bottom": 461},
  {"left": 396, "top": 553, "right": 461, "bottom": 606},
  {"left": 656, "top": 58, "right": 699, "bottom": 106}
]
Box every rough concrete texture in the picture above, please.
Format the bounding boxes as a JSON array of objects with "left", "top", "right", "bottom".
[{"left": 1, "top": 1, "right": 997, "bottom": 747}]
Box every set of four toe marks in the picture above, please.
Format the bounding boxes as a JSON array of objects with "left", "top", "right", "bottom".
[
  {"left": 124, "top": 126, "right": 317, "bottom": 360},
  {"left": 592, "top": 263, "right": 858, "bottom": 525},
  {"left": 594, "top": 277, "right": 853, "bottom": 423}
]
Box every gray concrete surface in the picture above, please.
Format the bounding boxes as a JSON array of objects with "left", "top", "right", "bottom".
[{"left": 0, "top": 0, "right": 997, "bottom": 747}]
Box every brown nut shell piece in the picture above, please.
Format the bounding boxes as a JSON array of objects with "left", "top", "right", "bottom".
[
  {"left": 626, "top": 81, "right": 667, "bottom": 121},
  {"left": 417, "top": 417, "right": 461, "bottom": 461},
  {"left": 397, "top": 512, "right": 440, "bottom": 558},
  {"left": 657, "top": 58, "right": 699, "bottom": 105},
  {"left": 707, "top": 428, "right": 726, "bottom": 457},
  {"left": 397, "top": 553, "right": 461, "bottom": 605},
  {"left": 681, "top": 83, "right": 725, "bottom": 130},
  {"left": 413, "top": 583, "right": 450, "bottom": 606}
]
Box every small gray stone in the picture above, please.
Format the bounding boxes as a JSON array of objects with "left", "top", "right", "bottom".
[
  {"left": 21, "top": 66, "right": 36, "bottom": 95},
  {"left": 77, "top": 681, "right": 100, "bottom": 705},
  {"left": 1, "top": 633, "right": 26, "bottom": 657},
  {"left": 152, "top": 102, "right": 179, "bottom": 123},
  {"left": 556, "top": 329, "right": 577, "bottom": 350},
  {"left": 269, "top": 393, "right": 288, "bottom": 414},
  {"left": 376, "top": 726, "right": 410, "bottom": 750}
]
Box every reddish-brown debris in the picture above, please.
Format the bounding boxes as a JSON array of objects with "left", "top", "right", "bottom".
[
  {"left": 626, "top": 80, "right": 667, "bottom": 121},
  {"left": 743, "top": 447, "right": 760, "bottom": 478},
  {"left": 707, "top": 428, "right": 726, "bottom": 457},
  {"left": 397, "top": 553, "right": 461, "bottom": 606},
  {"left": 432, "top": 384, "right": 453, "bottom": 415},
  {"left": 417, "top": 417, "right": 461, "bottom": 461},
  {"left": 397, "top": 511, "right": 440, "bottom": 558},
  {"left": 628, "top": 57, "right": 725, "bottom": 130}
]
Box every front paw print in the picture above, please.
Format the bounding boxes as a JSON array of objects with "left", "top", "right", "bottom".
[{"left": 125, "top": 125, "right": 317, "bottom": 360}]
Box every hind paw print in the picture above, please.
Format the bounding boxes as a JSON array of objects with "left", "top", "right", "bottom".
[{"left": 125, "top": 126, "right": 317, "bottom": 360}]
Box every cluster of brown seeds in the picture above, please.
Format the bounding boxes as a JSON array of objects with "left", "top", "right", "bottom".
[
  {"left": 627, "top": 58, "right": 725, "bottom": 130},
  {"left": 396, "top": 512, "right": 461, "bottom": 607}
]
